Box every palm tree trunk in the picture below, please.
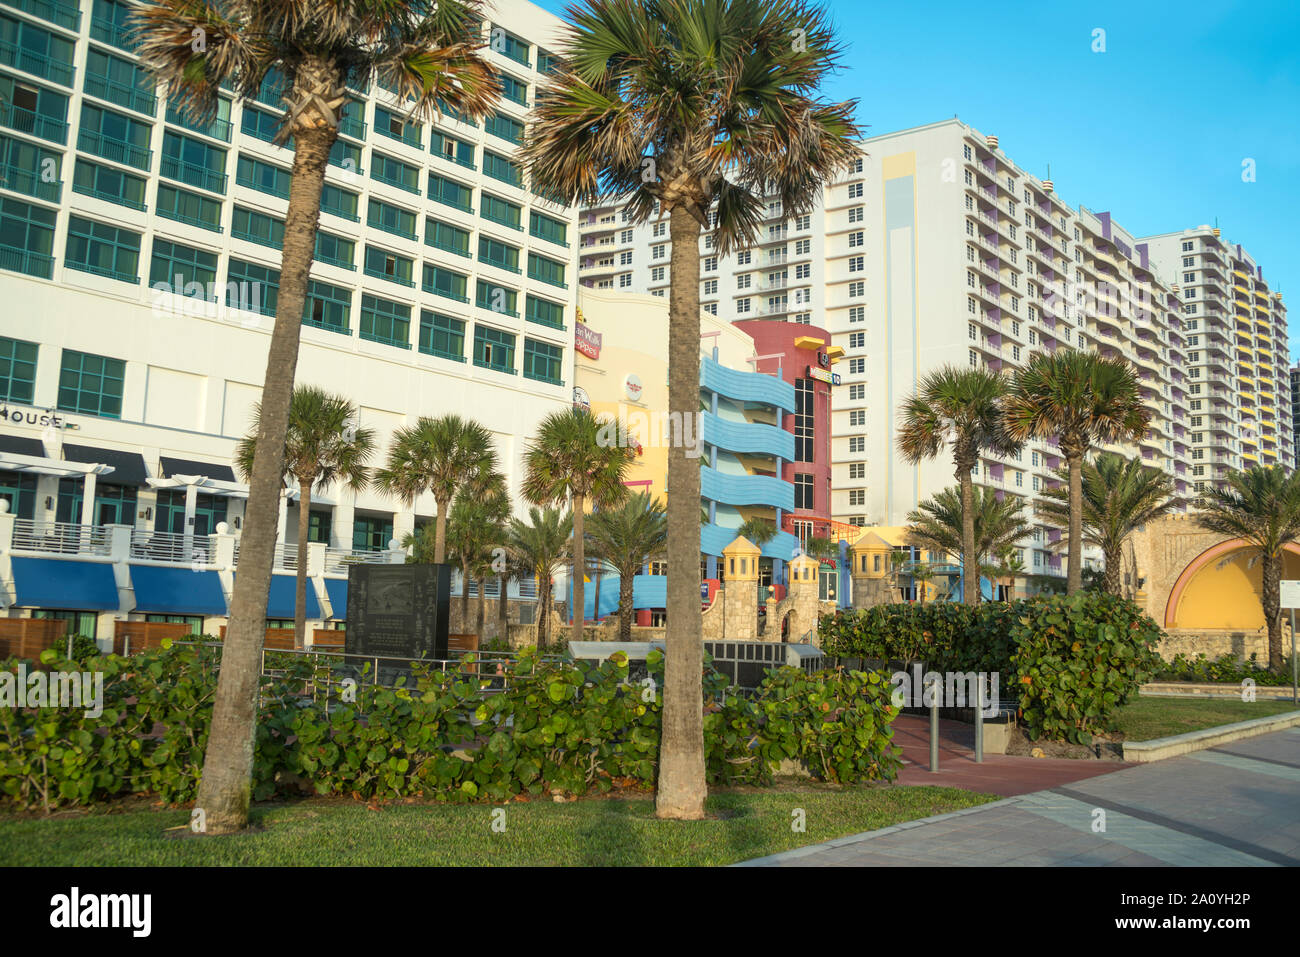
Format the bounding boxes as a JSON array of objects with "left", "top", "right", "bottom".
[
  {"left": 958, "top": 462, "right": 978, "bottom": 606},
  {"left": 497, "top": 574, "right": 509, "bottom": 640},
  {"left": 294, "top": 478, "right": 313, "bottom": 651},
  {"left": 658, "top": 204, "right": 706, "bottom": 820},
  {"left": 195, "top": 120, "right": 335, "bottom": 835},
  {"left": 1066, "top": 453, "right": 1084, "bottom": 595},
  {"left": 537, "top": 574, "right": 549, "bottom": 652},
  {"left": 571, "top": 492, "right": 585, "bottom": 640},
  {"left": 434, "top": 497, "right": 449, "bottom": 565},
  {"left": 459, "top": 562, "right": 470, "bottom": 637},
  {"left": 1262, "top": 549, "right": 1284, "bottom": 671},
  {"left": 1103, "top": 544, "right": 1123, "bottom": 597},
  {"left": 619, "top": 569, "right": 634, "bottom": 642},
  {"left": 476, "top": 577, "right": 486, "bottom": 642}
]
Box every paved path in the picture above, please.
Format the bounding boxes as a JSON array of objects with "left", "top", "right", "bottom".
[
  {"left": 741, "top": 727, "right": 1300, "bottom": 867},
  {"left": 889, "top": 714, "right": 1128, "bottom": 796}
]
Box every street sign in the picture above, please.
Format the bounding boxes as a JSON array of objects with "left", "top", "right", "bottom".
[
  {"left": 1281, "top": 580, "right": 1300, "bottom": 706},
  {"left": 1281, "top": 580, "right": 1300, "bottom": 608}
]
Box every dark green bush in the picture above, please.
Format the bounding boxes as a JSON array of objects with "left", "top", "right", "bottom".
[
  {"left": 818, "top": 601, "right": 1015, "bottom": 674},
  {"left": 0, "top": 642, "right": 902, "bottom": 811},
  {"left": 1154, "top": 652, "right": 1294, "bottom": 687},
  {"left": 1010, "top": 592, "right": 1164, "bottom": 744}
]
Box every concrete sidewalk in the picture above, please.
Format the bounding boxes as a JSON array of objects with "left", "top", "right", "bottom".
[{"left": 740, "top": 727, "right": 1300, "bottom": 867}]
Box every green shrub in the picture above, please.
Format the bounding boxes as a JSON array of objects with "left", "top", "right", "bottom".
[
  {"left": 818, "top": 601, "right": 1014, "bottom": 674},
  {"left": 0, "top": 642, "right": 902, "bottom": 812},
  {"left": 1010, "top": 592, "right": 1163, "bottom": 744},
  {"left": 1154, "top": 652, "right": 1294, "bottom": 686}
]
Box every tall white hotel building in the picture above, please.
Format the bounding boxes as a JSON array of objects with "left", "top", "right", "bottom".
[
  {"left": 0, "top": 0, "right": 574, "bottom": 640},
  {"left": 579, "top": 117, "right": 1291, "bottom": 580}
]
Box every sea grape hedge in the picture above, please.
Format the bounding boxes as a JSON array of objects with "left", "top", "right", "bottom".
[{"left": 0, "top": 642, "right": 903, "bottom": 812}]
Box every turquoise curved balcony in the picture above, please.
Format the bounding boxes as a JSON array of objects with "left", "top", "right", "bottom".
[
  {"left": 700, "top": 356, "right": 795, "bottom": 412},
  {"left": 701, "top": 411, "right": 793, "bottom": 460},
  {"left": 701, "top": 523, "right": 799, "bottom": 560},
  {"left": 700, "top": 466, "right": 794, "bottom": 512}
]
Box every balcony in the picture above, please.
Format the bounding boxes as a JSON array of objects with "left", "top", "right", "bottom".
[
  {"left": 77, "top": 127, "right": 151, "bottom": 170},
  {"left": 0, "top": 39, "right": 75, "bottom": 87},
  {"left": 83, "top": 71, "right": 156, "bottom": 116},
  {"left": 165, "top": 104, "right": 232, "bottom": 143},
  {"left": 0, "top": 241, "right": 54, "bottom": 278},
  {"left": 701, "top": 466, "right": 794, "bottom": 513},
  {"left": 700, "top": 412, "right": 794, "bottom": 461},
  {"left": 0, "top": 100, "right": 67, "bottom": 143},
  {"left": 160, "top": 155, "right": 228, "bottom": 194},
  {"left": 0, "top": 157, "right": 60, "bottom": 202}
]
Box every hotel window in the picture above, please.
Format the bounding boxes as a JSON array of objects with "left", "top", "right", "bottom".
[
  {"left": 703, "top": 256, "right": 717, "bottom": 271},
  {"left": 149, "top": 239, "right": 218, "bottom": 298},
  {"left": 620, "top": 229, "right": 633, "bottom": 243},
  {"left": 1182, "top": 257, "right": 1194, "bottom": 268},
  {"left": 1182, "top": 241, "right": 1193, "bottom": 252},
  {"left": 523, "top": 338, "right": 563, "bottom": 385},
  {"left": 965, "top": 195, "right": 973, "bottom": 210},
  {"left": 849, "top": 332, "right": 865, "bottom": 349},
  {"left": 795, "top": 215, "right": 810, "bottom": 229},
  {"left": 849, "top": 231, "right": 864, "bottom": 248},
  {"left": 847, "top": 489, "right": 865, "bottom": 506},
  {"left": 848, "top": 207, "right": 863, "bottom": 224},
  {"left": 849, "top": 256, "right": 864, "bottom": 272},
  {"left": 736, "top": 250, "right": 751, "bottom": 265},
  {"left": 58, "top": 349, "right": 124, "bottom": 418},
  {"left": 1012, "top": 346, "right": 1021, "bottom": 361},
  {"left": 303, "top": 280, "right": 351, "bottom": 333},
  {"left": 963, "top": 144, "right": 971, "bottom": 160},
  {"left": 651, "top": 267, "right": 665, "bottom": 281},
  {"left": 652, "top": 222, "right": 666, "bottom": 237},
  {"left": 794, "top": 378, "right": 815, "bottom": 463},
  {"left": 736, "top": 298, "right": 750, "bottom": 314},
  {"left": 849, "top": 410, "right": 865, "bottom": 427},
  {"left": 704, "top": 303, "right": 717, "bottom": 315},
  {"left": 969, "top": 349, "right": 978, "bottom": 367},
  {"left": 1032, "top": 476, "right": 1040, "bottom": 491},
  {"left": 473, "top": 325, "right": 516, "bottom": 373},
  {"left": 737, "top": 274, "right": 751, "bottom": 289},
  {"left": 703, "top": 279, "right": 717, "bottom": 295},
  {"left": 0, "top": 336, "right": 38, "bottom": 404},
  {"left": 848, "top": 463, "right": 865, "bottom": 479},
  {"left": 969, "top": 323, "right": 977, "bottom": 340},
  {"left": 796, "top": 263, "right": 811, "bottom": 279},
  {"left": 849, "top": 384, "right": 865, "bottom": 400},
  {"left": 1014, "top": 471, "right": 1023, "bottom": 487},
  {"left": 65, "top": 216, "right": 139, "bottom": 283},
  {"left": 849, "top": 358, "right": 864, "bottom": 374},
  {"left": 796, "top": 239, "right": 811, "bottom": 254},
  {"left": 849, "top": 281, "right": 864, "bottom": 297},
  {"left": 847, "top": 183, "right": 862, "bottom": 199},
  {"left": 849, "top": 306, "right": 864, "bottom": 323},
  {"left": 619, "top": 251, "right": 632, "bottom": 265},
  {"left": 848, "top": 436, "right": 865, "bottom": 453},
  {"left": 619, "top": 274, "right": 632, "bottom": 288},
  {"left": 652, "top": 244, "right": 665, "bottom": 259},
  {"left": 794, "top": 473, "right": 814, "bottom": 509},
  {"left": 359, "top": 294, "right": 411, "bottom": 348}
]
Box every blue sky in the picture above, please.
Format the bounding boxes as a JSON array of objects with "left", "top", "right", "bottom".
[{"left": 530, "top": 0, "right": 1300, "bottom": 360}]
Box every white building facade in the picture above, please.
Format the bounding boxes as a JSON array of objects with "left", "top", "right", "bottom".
[{"left": 0, "top": 0, "right": 576, "bottom": 640}]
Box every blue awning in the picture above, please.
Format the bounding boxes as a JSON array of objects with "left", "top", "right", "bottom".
[
  {"left": 267, "top": 574, "right": 320, "bottom": 619},
  {"left": 11, "top": 557, "right": 120, "bottom": 610},
  {"left": 324, "top": 578, "right": 347, "bottom": 620},
  {"left": 129, "top": 564, "right": 227, "bottom": 616}
]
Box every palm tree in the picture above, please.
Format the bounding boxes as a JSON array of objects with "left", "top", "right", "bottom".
[
  {"left": 906, "top": 485, "right": 1034, "bottom": 600},
  {"left": 444, "top": 467, "right": 510, "bottom": 641},
  {"left": 990, "top": 545, "right": 1025, "bottom": 600},
  {"left": 1037, "top": 452, "right": 1180, "bottom": 597},
  {"left": 911, "top": 562, "right": 935, "bottom": 605},
  {"left": 1003, "top": 350, "right": 1150, "bottom": 594},
  {"left": 234, "top": 386, "right": 373, "bottom": 651},
  {"left": 376, "top": 415, "right": 496, "bottom": 565},
  {"left": 587, "top": 492, "right": 668, "bottom": 641},
  {"left": 1195, "top": 466, "right": 1300, "bottom": 672},
  {"left": 522, "top": 0, "right": 859, "bottom": 820},
  {"left": 507, "top": 506, "right": 573, "bottom": 652},
  {"left": 737, "top": 517, "right": 777, "bottom": 549},
  {"left": 521, "top": 409, "right": 634, "bottom": 642},
  {"left": 133, "top": 0, "right": 499, "bottom": 834},
  {"left": 897, "top": 366, "right": 1017, "bottom": 606},
  {"left": 401, "top": 524, "right": 439, "bottom": 565}
]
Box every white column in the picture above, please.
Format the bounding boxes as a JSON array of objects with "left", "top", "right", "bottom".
[
  {"left": 80, "top": 470, "right": 98, "bottom": 528},
  {"left": 183, "top": 482, "right": 199, "bottom": 559}
]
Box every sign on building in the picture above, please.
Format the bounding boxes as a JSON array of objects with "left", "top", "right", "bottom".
[{"left": 575, "top": 322, "right": 602, "bottom": 360}]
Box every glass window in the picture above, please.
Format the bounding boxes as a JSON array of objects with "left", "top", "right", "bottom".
[
  {"left": 428, "top": 172, "right": 473, "bottom": 211},
  {"left": 64, "top": 215, "right": 139, "bottom": 282},
  {"left": 418, "top": 310, "right": 465, "bottom": 362},
  {"left": 231, "top": 206, "right": 284, "bottom": 249},
  {"left": 527, "top": 252, "right": 566, "bottom": 288},
  {"left": 480, "top": 192, "right": 520, "bottom": 229},
  {"left": 0, "top": 335, "right": 37, "bottom": 404},
  {"left": 0, "top": 196, "right": 56, "bottom": 278},
  {"left": 473, "top": 324, "right": 516, "bottom": 373},
  {"left": 359, "top": 293, "right": 410, "bottom": 348},
  {"left": 478, "top": 235, "right": 520, "bottom": 272},
  {"left": 522, "top": 338, "right": 562, "bottom": 385},
  {"left": 149, "top": 238, "right": 218, "bottom": 298},
  {"left": 525, "top": 294, "right": 564, "bottom": 329},
  {"left": 424, "top": 264, "right": 468, "bottom": 302},
  {"left": 363, "top": 245, "right": 414, "bottom": 286},
  {"left": 155, "top": 184, "right": 222, "bottom": 232},
  {"left": 71, "top": 158, "right": 145, "bottom": 209},
  {"left": 475, "top": 279, "right": 518, "bottom": 317},
  {"left": 425, "top": 217, "right": 470, "bottom": 257},
  {"left": 314, "top": 231, "right": 355, "bottom": 269},
  {"left": 529, "top": 211, "right": 567, "bottom": 247},
  {"left": 58, "top": 348, "right": 125, "bottom": 418}
]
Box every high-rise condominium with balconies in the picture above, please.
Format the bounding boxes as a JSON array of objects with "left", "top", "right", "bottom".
[{"left": 1141, "top": 227, "right": 1292, "bottom": 485}]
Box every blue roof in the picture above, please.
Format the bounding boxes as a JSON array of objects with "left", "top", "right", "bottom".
[
  {"left": 324, "top": 578, "right": 347, "bottom": 620},
  {"left": 11, "top": 557, "right": 120, "bottom": 611},
  {"left": 130, "top": 564, "right": 227, "bottom": 616}
]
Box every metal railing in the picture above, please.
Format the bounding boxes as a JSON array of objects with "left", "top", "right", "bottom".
[
  {"left": 11, "top": 519, "right": 111, "bottom": 556},
  {"left": 130, "top": 528, "right": 209, "bottom": 564}
]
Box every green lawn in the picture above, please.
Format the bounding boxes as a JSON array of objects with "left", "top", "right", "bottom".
[
  {"left": 0, "top": 785, "right": 996, "bottom": 867},
  {"left": 1113, "top": 695, "right": 1298, "bottom": 742}
]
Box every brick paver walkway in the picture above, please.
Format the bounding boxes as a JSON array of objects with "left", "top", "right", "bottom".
[{"left": 740, "top": 727, "right": 1300, "bottom": 867}]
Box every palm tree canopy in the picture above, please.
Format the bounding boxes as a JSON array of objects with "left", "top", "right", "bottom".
[
  {"left": 508, "top": 506, "right": 574, "bottom": 582},
  {"left": 1037, "top": 452, "right": 1180, "bottom": 553},
  {"left": 1002, "top": 350, "right": 1150, "bottom": 457},
  {"left": 375, "top": 414, "right": 497, "bottom": 506},
  {"left": 521, "top": 408, "right": 635, "bottom": 508},
  {"left": 896, "top": 365, "right": 1017, "bottom": 470},
  {"left": 132, "top": 0, "right": 499, "bottom": 141},
  {"left": 906, "top": 485, "right": 1034, "bottom": 567},
  {"left": 521, "top": 0, "right": 860, "bottom": 255},
  {"left": 235, "top": 384, "right": 374, "bottom": 492},
  {"left": 1195, "top": 465, "right": 1300, "bottom": 557},
  {"left": 736, "top": 516, "right": 777, "bottom": 546},
  {"left": 587, "top": 492, "right": 668, "bottom": 579}
]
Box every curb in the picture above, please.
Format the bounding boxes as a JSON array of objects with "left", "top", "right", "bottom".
[
  {"left": 1120, "top": 709, "right": 1300, "bottom": 763},
  {"left": 732, "top": 795, "right": 1021, "bottom": 867},
  {"left": 1141, "top": 681, "right": 1299, "bottom": 701}
]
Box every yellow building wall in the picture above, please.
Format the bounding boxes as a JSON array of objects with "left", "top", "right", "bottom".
[{"left": 1171, "top": 547, "right": 1300, "bottom": 630}]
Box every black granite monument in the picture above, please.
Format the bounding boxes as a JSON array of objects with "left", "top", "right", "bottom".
[{"left": 344, "top": 563, "right": 451, "bottom": 667}]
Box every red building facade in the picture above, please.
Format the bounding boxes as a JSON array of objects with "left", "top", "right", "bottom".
[{"left": 733, "top": 320, "right": 838, "bottom": 545}]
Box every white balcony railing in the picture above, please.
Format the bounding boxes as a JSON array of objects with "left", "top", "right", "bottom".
[{"left": 11, "top": 520, "right": 112, "bottom": 557}]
